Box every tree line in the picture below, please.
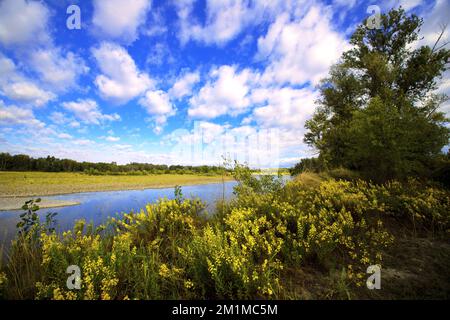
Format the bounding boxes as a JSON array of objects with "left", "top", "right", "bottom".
[{"left": 0, "top": 153, "right": 226, "bottom": 175}]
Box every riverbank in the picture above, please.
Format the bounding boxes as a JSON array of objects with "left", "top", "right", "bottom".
[
  {"left": 0, "top": 197, "right": 80, "bottom": 211},
  {"left": 0, "top": 171, "right": 233, "bottom": 198}
]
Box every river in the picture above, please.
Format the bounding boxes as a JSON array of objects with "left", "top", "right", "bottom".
[{"left": 0, "top": 181, "right": 238, "bottom": 248}]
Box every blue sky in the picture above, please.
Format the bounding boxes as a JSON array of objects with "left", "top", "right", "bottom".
[{"left": 0, "top": 0, "right": 448, "bottom": 167}]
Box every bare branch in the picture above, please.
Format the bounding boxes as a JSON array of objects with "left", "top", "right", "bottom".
[{"left": 431, "top": 23, "right": 448, "bottom": 53}]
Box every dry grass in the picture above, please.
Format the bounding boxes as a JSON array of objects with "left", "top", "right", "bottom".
[
  {"left": 293, "top": 171, "right": 324, "bottom": 188},
  {"left": 0, "top": 171, "right": 233, "bottom": 197}
]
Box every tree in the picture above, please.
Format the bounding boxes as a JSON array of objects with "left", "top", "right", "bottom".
[{"left": 304, "top": 8, "right": 449, "bottom": 181}]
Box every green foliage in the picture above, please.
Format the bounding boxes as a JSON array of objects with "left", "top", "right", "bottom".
[
  {"left": 16, "top": 198, "right": 58, "bottom": 235},
  {"left": 174, "top": 185, "right": 183, "bottom": 203},
  {"left": 344, "top": 97, "right": 448, "bottom": 181},
  {"left": 289, "top": 157, "right": 325, "bottom": 175},
  {"left": 304, "top": 8, "right": 450, "bottom": 182},
  {"left": 326, "top": 168, "right": 361, "bottom": 181},
  {"left": 373, "top": 179, "right": 450, "bottom": 233},
  {"left": 0, "top": 152, "right": 227, "bottom": 176}
]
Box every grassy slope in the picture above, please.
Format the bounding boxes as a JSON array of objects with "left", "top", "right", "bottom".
[{"left": 0, "top": 171, "right": 232, "bottom": 197}]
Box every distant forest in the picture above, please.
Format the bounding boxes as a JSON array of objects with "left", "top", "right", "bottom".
[{"left": 0, "top": 153, "right": 227, "bottom": 175}]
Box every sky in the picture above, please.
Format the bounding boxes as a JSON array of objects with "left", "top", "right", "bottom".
[{"left": 0, "top": 0, "right": 449, "bottom": 168}]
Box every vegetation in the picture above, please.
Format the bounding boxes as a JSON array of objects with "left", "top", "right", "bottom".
[
  {"left": 303, "top": 8, "right": 449, "bottom": 182},
  {"left": 0, "top": 153, "right": 227, "bottom": 176},
  {"left": 0, "top": 164, "right": 448, "bottom": 300},
  {"left": 0, "top": 171, "right": 232, "bottom": 197}
]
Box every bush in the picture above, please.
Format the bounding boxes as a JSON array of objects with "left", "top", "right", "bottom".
[
  {"left": 181, "top": 208, "right": 284, "bottom": 299},
  {"left": 326, "top": 168, "right": 361, "bottom": 181},
  {"left": 373, "top": 179, "right": 450, "bottom": 233}
]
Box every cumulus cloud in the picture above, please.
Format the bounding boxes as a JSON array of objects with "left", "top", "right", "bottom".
[
  {"left": 48, "top": 111, "right": 81, "bottom": 128},
  {"left": 92, "top": 0, "right": 152, "bottom": 43},
  {"left": 105, "top": 136, "right": 120, "bottom": 142},
  {"left": 169, "top": 71, "right": 200, "bottom": 99},
  {"left": 0, "top": 1, "right": 88, "bottom": 107},
  {"left": 398, "top": 0, "right": 423, "bottom": 11},
  {"left": 139, "top": 90, "right": 174, "bottom": 116},
  {"left": 92, "top": 42, "right": 153, "bottom": 104},
  {"left": 416, "top": 0, "right": 449, "bottom": 48},
  {"left": 29, "top": 48, "right": 89, "bottom": 92},
  {"left": 250, "top": 87, "right": 318, "bottom": 129},
  {"left": 57, "top": 133, "right": 73, "bottom": 140},
  {"left": 257, "top": 6, "right": 348, "bottom": 86},
  {"left": 0, "top": 54, "right": 55, "bottom": 107},
  {"left": 188, "top": 65, "right": 254, "bottom": 118},
  {"left": 61, "top": 99, "right": 121, "bottom": 125},
  {"left": 139, "top": 90, "right": 175, "bottom": 134},
  {"left": 0, "top": 101, "right": 45, "bottom": 128},
  {"left": 2, "top": 81, "right": 55, "bottom": 107},
  {"left": 72, "top": 139, "right": 95, "bottom": 146},
  {"left": 0, "top": 0, "right": 51, "bottom": 47},
  {"left": 175, "top": 0, "right": 292, "bottom": 46}
]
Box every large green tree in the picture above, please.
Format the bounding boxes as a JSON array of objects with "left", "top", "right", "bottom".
[{"left": 304, "top": 8, "right": 449, "bottom": 181}]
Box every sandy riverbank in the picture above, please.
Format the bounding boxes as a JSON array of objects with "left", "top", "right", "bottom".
[{"left": 0, "top": 197, "right": 80, "bottom": 211}]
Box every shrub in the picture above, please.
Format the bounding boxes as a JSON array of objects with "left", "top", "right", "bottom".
[
  {"left": 181, "top": 208, "right": 283, "bottom": 299},
  {"left": 373, "top": 179, "right": 450, "bottom": 233}
]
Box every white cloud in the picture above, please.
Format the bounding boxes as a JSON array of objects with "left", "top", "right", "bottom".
[
  {"left": 49, "top": 111, "right": 81, "bottom": 128},
  {"left": 175, "top": 0, "right": 291, "bottom": 46},
  {"left": 139, "top": 90, "right": 175, "bottom": 133},
  {"left": 416, "top": 0, "right": 450, "bottom": 48},
  {"left": 139, "top": 90, "right": 174, "bottom": 116},
  {"left": 257, "top": 6, "right": 348, "bottom": 86},
  {"left": 92, "top": 0, "right": 152, "bottom": 42},
  {"left": 29, "top": 48, "right": 89, "bottom": 91},
  {"left": 1, "top": 81, "right": 55, "bottom": 107},
  {"left": 188, "top": 65, "right": 254, "bottom": 118},
  {"left": 0, "top": 54, "right": 55, "bottom": 107},
  {"left": 333, "top": 0, "right": 357, "bottom": 8},
  {"left": 57, "top": 133, "right": 73, "bottom": 140},
  {"left": 0, "top": 54, "right": 16, "bottom": 77},
  {"left": 399, "top": 0, "right": 423, "bottom": 11},
  {"left": 170, "top": 71, "right": 200, "bottom": 99},
  {"left": 49, "top": 112, "right": 68, "bottom": 125},
  {"left": 105, "top": 136, "right": 120, "bottom": 142},
  {"left": 0, "top": 100, "right": 45, "bottom": 128},
  {"left": 164, "top": 121, "right": 287, "bottom": 168},
  {"left": 92, "top": 42, "right": 153, "bottom": 104},
  {"left": 0, "top": 1, "right": 87, "bottom": 97},
  {"left": 0, "top": 0, "right": 50, "bottom": 47},
  {"left": 250, "top": 87, "right": 318, "bottom": 129},
  {"left": 72, "top": 139, "right": 95, "bottom": 146},
  {"left": 61, "top": 99, "right": 121, "bottom": 125}
]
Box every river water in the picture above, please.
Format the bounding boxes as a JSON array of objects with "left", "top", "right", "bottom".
[{"left": 0, "top": 181, "right": 238, "bottom": 248}]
